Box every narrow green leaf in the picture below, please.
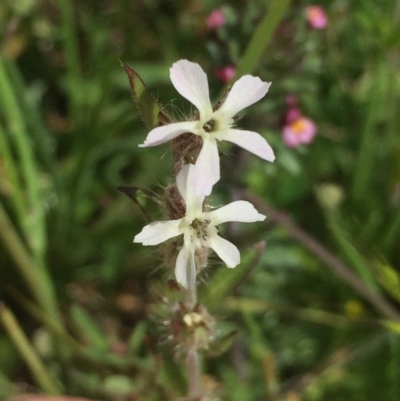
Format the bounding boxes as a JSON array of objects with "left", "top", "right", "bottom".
[
  {"left": 5, "top": 56, "right": 58, "bottom": 176},
  {"left": 383, "top": 205, "right": 400, "bottom": 252},
  {"left": 382, "top": 321, "right": 400, "bottom": 335},
  {"left": 352, "top": 61, "right": 386, "bottom": 203},
  {"left": 201, "top": 241, "right": 266, "bottom": 311},
  {"left": 0, "top": 202, "right": 61, "bottom": 329},
  {"left": 127, "top": 321, "right": 147, "bottom": 354},
  {"left": 124, "top": 64, "right": 172, "bottom": 128},
  {"left": 375, "top": 261, "right": 400, "bottom": 302},
  {"left": 326, "top": 214, "right": 380, "bottom": 294},
  {"left": 70, "top": 305, "right": 109, "bottom": 351},
  {"left": 59, "top": 0, "right": 83, "bottom": 122},
  {"left": 235, "top": 0, "right": 292, "bottom": 78},
  {"left": 0, "top": 304, "right": 61, "bottom": 395},
  {"left": 0, "top": 53, "right": 46, "bottom": 265},
  {"left": 207, "top": 329, "right": 237, "bottom": 357},
  {"left": 0, "top": 121, "right": 26, "bottom": 224},
  {"left": 0, "top": 371, "right": 17, "bottom": 399}
]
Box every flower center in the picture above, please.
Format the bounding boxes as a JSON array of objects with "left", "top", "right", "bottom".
[
  {"left": 190, "top": 218, "right": 211, "bottom": 242},
  {"left": 290, "top": 119, "right": 307, "bottom": 135},
  {"left": 308, "top": 8, "right": 323, "bottom": 21},
  {"left": 202, "top": 119, "right": 216, "bottom": 133}
]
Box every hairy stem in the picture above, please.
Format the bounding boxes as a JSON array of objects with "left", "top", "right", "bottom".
[
  {"left": 187, "top": 348, "right": 202, "bottom": 399},
  {"left": 185, "top": 285, "right": 202, "bottom": 400}
]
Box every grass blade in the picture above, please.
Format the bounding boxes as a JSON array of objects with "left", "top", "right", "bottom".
[
  {"left": 235, "top": 0, "right": 292, "bottom": 77},
  {"left": 0, "top": 52, "right": 46, "bottom": 265},
  {"left": 0, "top": 304, "right": 61, "bottom": 395}
]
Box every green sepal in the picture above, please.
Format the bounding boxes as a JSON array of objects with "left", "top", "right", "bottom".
[{"left": 123, "top": 64, "right": 172, "bottom": 128}]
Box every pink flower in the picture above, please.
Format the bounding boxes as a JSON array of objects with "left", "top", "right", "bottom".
[
  {"left": 306, "top": 6, "right": 328, "bottom": 29},
  {"left": 282, "top": 116, "right": 317, "bottom": 148},
  {"left": 214, "top": 66, "right": 236, "bottom": 83},
  {"left": 206, "top": 9, "right": 225, "bottom": 30}
]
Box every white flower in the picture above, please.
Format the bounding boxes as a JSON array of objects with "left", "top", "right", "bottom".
[
  {"left": 139, "top": 59, "right": 275, "bottom": 196},
  {"left": 134, "top": 164, "right": 266, "bottom": 288}
]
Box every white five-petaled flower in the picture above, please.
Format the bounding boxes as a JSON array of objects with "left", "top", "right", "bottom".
[
  {"left": 139, "top": 59, "right": 275, "bottom": 196},
  {"left": 134, "top": 164, "right": 266, "bottom": 288}
]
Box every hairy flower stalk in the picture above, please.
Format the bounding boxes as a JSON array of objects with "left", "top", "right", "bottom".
[{"left": 131, "top": 59, "right": 274, "bottom": 399}]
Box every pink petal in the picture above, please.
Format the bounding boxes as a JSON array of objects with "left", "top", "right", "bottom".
[
  {"left": 194, "top": 137, "right": 220, "bottom": 196},
  {"left": 209, "top": 235, "right": 240, "bottom": 268},
  {"left": 175, "top": 244, "right": 196, "bottom": 288},
  {"left": 134, "top": 219, "right": 183, "bottom": 246},
  {"left": 214, "top": 66, "right": 236, "bottom": 83},
  {"left": 282, "top": 126, "right": 302, "bottom": 148},
  {"left": 285, "top": 107, "right": 301, "bottom": 124},
  {"left": 139, "top": 121, "right": 198, "bottom": 147},
  {"left": 299, "top": 118, "right": 317, "bottom": 143},
  {"left": 217, "top": 75, "right": 271, "bottom": 118},
  {"left": 206, "top": 201, "right": 265, "bottom": 226},
  {"left": 206, "top": 9, "right": 225, "bottom": 30},
  {"left": 170, "top": 60, "right": 213, "bottom": 121},
  {"left": 282, "top": 118, "right": 317, "bottom": 147},
  {"left": 307, "top": 6, "right": 328, "bottom": 29},
  {"left": 217, "top": 129, "right": 275, "bottom": 161}
]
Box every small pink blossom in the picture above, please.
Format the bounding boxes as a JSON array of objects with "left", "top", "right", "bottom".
[
  {"left": 306, "top": 6, "right": 328, "bottom": 29},
  {"left": 282, "top": 116, "right": 317, "bottom": 148},
  {"left": 214, "top": 66, "right": 236, "bottom": 83},
  {"left": 206, "top": 9, "right": 225, "bottom": 30},
  {"left": 285, "top": 107, "right": 301, "bottom": 124}
]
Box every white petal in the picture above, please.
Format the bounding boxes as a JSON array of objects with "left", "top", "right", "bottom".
[
  {"left": 216, "top": 75, "right": 271, "bottom": 119},
  {"left": 139, "top": 121, "right": 198, "bottom": 147},
  {"left": 217, "top": 129, "right": 275, "bottom": 161},
  {"left": 134, "top": 219, "right": 183, "bottom": 246},
  {"left": 176, "top": 163, "right": 190, "bottom": 202},
  {"left": 209, "top": 235, "right": 240, "bottom": 268},
  {"left": 170, "top": 60, "right": 213, "bottom": 121},
  {"left": 175, "top": 244, "right": 196, "bottom": 288},
  {"left": 206, "top": 201, "right": 266, "bottom": 226},
  {"left": 176, "top": 164, "right": 205, "bottom": 215},
  {"left": 194, "top": 137, "right": 220, "bottom": 196}
]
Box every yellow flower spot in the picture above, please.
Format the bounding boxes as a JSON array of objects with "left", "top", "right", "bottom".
[{"left": 290, "top": 119, "right": 307, "bottom": 135}]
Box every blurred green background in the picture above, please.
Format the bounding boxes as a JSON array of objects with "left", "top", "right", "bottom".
[{"left": 1, "top": 0, "right": 400, "bottom": 400}]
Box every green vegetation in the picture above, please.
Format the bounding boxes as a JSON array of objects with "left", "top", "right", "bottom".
[{"left": 1, "top": 0, "right": 400, "bottom": 400}]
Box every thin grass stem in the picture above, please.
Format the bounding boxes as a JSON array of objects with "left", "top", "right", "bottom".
[{"left": 0, "top": 304, "right": 61, "bottom": 395}]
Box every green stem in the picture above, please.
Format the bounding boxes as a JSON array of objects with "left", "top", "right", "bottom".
[
  {"left": 0, "top": 305, "right": 61, "bottom": 395},
  {"left": 0, "top": 121, "right": 26, "bottom": 224},
  {"left": 235, "top": 0, "right": 292, "bottom": 77},
  {"left": 0, "top": 203, "right": 62, "bottom": 329},
  {"left": 351, "top": 62, "right": 383, "bottom": 203},
  {"left": 0, "top": 52, "right": 46, "bottom": 266},
  {"left": 59, "top": 0, "right": 82, "bottom": 122}
]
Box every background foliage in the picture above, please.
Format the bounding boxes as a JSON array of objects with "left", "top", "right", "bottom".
[{"left": 1, "top": 0, "right": 400, "bottom": 400}]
